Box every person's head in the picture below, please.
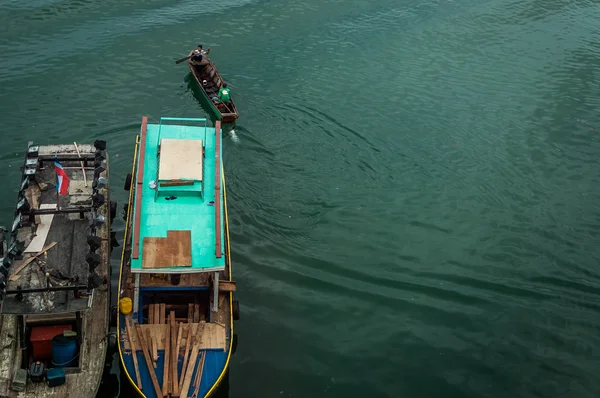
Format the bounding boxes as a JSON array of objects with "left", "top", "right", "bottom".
[
  {"left": 222, "top": 82, "right": 228, "bottom": 88},
  {"left": 197, "top": 44, "right": 203, "bottom": 50}
]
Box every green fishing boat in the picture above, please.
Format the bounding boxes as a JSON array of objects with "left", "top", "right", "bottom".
[{"left": 188, "top": 54, "right": 239, "bottom": 124}]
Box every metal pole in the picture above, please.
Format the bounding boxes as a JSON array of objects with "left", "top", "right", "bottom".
[{"left": 212, "top": 272, "right": 219, "bottom": 313}]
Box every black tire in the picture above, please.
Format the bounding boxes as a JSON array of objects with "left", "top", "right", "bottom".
[
  {"left": 109, "top": 305, "right": 117, "bottom": 327},
  {"left": 110, "top": 200, "right": 117, "bottom": 221},
  {"left": 107, "top": 330, "right": 118, "bottom": 355},
  {"left": 124, "top": 173, "right": 132, "bottom": 191},
  {"left": 232, "top": 299, "right": 240, "bottom": 321},
  {"left": 122, "top": 203, "right": 128, "bottom": 220},
  {"left": 231, "top": 333, "right": 238, "bottom": 355}
]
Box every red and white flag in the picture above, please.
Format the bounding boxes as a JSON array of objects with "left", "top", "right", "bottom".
[{"left": 54, "top": 158, "right": 70, "bottom": 195}]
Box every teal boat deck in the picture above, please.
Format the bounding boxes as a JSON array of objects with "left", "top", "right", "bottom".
[{"left": 131, "top": 117, "right": 225, "bottom": 273}]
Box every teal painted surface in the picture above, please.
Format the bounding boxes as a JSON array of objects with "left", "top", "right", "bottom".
[{"left": 130, "top": 119, "right": 225, "bottom": 272}]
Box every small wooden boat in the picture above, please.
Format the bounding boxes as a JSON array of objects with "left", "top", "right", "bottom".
[
  {"left": 188, "top": 53, "right": 239, "bottom": 124},
  {"left": 117, "top": 116, "right": 239, "bottom": 398},
  {"left": 0, "top": 141, "right": 115, "bottom": 397}
]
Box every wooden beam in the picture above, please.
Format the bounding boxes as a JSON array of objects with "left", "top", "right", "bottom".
[
  {"left": 132, "top": 115, "right": 148, "bottom": 259},
  {"left": 125, "top": 317, "right": 143, "bottom": 389},
  {"left": 191, "top": 351, "right": 206, "bottom": 398},
  {"left": 134, "top": 323, "right": 162, "bottom": 398},
  {"left": 219, "top": 280, "right": 237, "bottom": 292},
  {"left": 179, "top": 323, "right": 197, "bottom": 391},
  {"left": 149, "top": 304, "right": 155, "bottom": 324},
  {"left": 179, "top": 341, "right": 200, "bottom": 398},
  {"left": 9, "top": 242, "right": 57, "bottom": 281},
  {"left": 162, "top": 318, "right": 170, "bottom": 397},
  {"left": 73, "top": 141, "right": 88, "bottom": 187},
  {"left": 214, "top": 120, "right": 222, "bottom": 258},
  {"left": 159, "top": 303, "right": 166, "bottom": 324},
  {"left": 193, "top": 304, "right": 200, "bottom": 323},
  {"left": 148, "top": 328, "right": 158, "bottom": 365},
  {"left": 171, "top": 314, "right": 180, "bottom": 397}
]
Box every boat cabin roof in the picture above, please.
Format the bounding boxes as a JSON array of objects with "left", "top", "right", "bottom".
[
  {"left": 158, "top": 139, "right": 203, "bottom": 181},
  {"left": 130, "top": 118, "right": 225, "bottom": 274}
]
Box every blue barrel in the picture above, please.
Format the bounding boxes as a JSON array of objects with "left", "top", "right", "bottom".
[{"left": 51, "top": 335, "right": 77, "bottom": 368}]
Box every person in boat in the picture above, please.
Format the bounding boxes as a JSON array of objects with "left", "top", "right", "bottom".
[
  {"left": 218, "top": 83, "right": 231, "bottom": 103},
  {"left": 189, "top": 44, "right": 210, "bottom": 65},
  {"left": 212, "top": 83, "right": 231, "bottom": 108}
]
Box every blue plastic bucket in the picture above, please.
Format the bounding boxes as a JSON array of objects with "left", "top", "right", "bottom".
[{"left": 51, "top": 335, "right": 77, "bottom": 368}]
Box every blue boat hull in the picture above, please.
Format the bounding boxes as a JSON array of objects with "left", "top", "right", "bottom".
[{"left": 119, "top": 312, "right": 231, "bottom": 398}]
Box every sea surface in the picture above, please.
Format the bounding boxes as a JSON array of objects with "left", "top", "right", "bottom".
[{"left": 2, "top": 0, "right": 600, "bottom": 397}]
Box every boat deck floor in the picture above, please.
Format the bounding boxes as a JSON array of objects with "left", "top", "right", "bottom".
[{"left": 4, "top": 145, "right": 98, "bottom": 314}]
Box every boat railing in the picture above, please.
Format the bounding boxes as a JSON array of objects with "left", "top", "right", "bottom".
[
  {"left": 214, "top": 121, "right": 222, "bottom": 259},
  {"left": 156, "top": 117, "right": 208, "bottom": 147}
]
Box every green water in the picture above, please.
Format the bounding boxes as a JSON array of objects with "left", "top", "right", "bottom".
[{"left": 2, "top": 0, "right": 600, "bottom": 397}]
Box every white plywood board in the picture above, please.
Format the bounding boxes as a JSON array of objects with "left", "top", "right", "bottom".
[
  {"left": 24, "top": 204, "right": 56, "bottom": 253},
  {"left": 158, "top": 139, "right": 203, "bottom": 181}
]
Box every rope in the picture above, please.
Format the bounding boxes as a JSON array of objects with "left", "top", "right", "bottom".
[{"left": 51, "top": 351, "right": 80, "bottom": 367}]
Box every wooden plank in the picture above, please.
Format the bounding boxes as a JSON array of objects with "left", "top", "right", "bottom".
[
  {"left": 148, "top": 328, "right": 158, "bottom": 364},
  {"left": 159, "top": 180, "right": 195, "bottom": 187},
  {"left": 179, "top": 323, "right": 197, "bottom": 391},
  {"left": 187, "top": 304, "right": 194, "bottom": 324},
  {"left": 123, "top": 323, "right": 226, "bottom": 351},
  {"left": 179, "top": 342, "right": 200, "bottom": 398},
  {"left": 155, "top": 304, "right": 160, "bottom": 325},
  {"left": 132, "top": 116, "right": 148, "bottom": 259},
  {"left": 141, "top": 304, "right": 189, "bottom": 310},
  {"left": 141, "top": 273, "right": 210, "bottom": 289},
  {"left": 219, "top": 280, "right": 237, "bottom": 292},
  {"left": 149, "top": 304, "right": 155, "bottom": 324},
  {"left": 214, "top": 120, "right": 222, "bottom": 258},
  {"left": 73, "top": 141, "right": 88, "bottom": 187},
  {"left": 125, "top": 317, "right": 143, "bottom": 389},
  {"left": 204, "top": 321, "right": 213, "bottom": 348},
  {"left": 158, "top": 139, "right": 204, "bottom": 181},
  {"left": 9, "top": 241, "right": 57, "bottom": 281},
  {"left": 194, "top": 304, "right": 201, "bottom": 323},
  {"left": 191, "top": 351, "right": 206, "bottom": 398},
  {"left": 24, "top": 203, "right": 56, "bottom": 252},
  {"left": 162, "top": 321, "right": 170, "bottom": 397},
  {"left": 171, "top": 315, "right": 180, "bottom": 397},
  {"left": 159, "top": 303, "right": 166, "bottom": 324},
  {"left": 143, "top": 230, "right": 192, "bottom": 269},
  {"left": 134, "top": 323, "right": 162, "bottom": 398}
]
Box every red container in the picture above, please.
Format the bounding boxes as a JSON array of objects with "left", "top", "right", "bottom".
[{"left": 30, "top": 325, "right": 72, "bottom": 360}]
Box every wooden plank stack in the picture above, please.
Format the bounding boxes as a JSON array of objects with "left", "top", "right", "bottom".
[{"left": 126, "top": 303, "right": 207, "bottom": 397}]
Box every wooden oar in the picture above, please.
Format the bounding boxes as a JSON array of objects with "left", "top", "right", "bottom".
[
  {"left": 177, "top": 48, "right": 211, "bottom": 64},
  {"left": 175, "top": 55, "right": 192, "bottom": 64}
]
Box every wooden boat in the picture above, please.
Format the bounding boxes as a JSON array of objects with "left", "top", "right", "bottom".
[
  {"left": 188, "top": 53, "right": 239, "bottom": 124},
  {"left": 117, "top": 116, "right": 239, "bottom": 398},
  {"left": 0, "top": 141, "right": 115, "bottom": 397}
]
